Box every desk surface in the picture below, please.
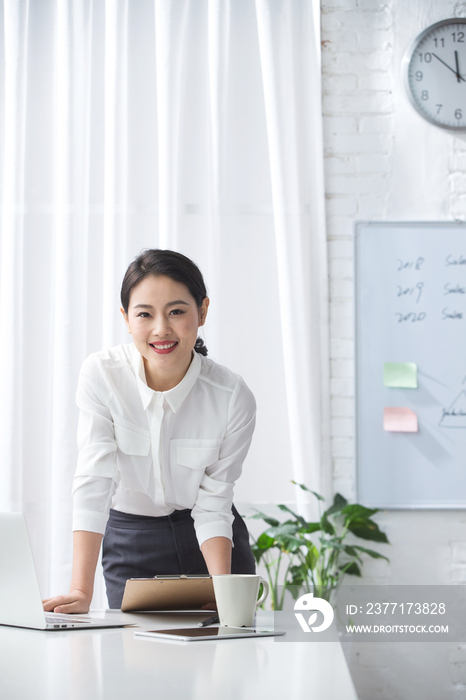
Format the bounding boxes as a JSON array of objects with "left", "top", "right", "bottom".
[{"left": 0, "top": 610, "right": 358, "bottom": 700}]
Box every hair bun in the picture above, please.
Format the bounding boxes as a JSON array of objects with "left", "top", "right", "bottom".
[{"left": 194, "top": 337, "right": 208, "bottom": 356}]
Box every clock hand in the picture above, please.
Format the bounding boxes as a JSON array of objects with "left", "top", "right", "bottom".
[
  {"left": 455, "top": 50, "right": 462, "bottom": 83},
  {"left": 432, "top": 52, "right": 466, "bottom": 82}
]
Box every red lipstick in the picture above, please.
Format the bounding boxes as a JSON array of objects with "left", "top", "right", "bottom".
[{"left": 149, "top": 342, "right": 179, "bottom": 355}]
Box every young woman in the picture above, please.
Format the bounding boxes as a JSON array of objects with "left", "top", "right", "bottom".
[{"left": 43, "top": 249, "right": 256, "bottom": 612}]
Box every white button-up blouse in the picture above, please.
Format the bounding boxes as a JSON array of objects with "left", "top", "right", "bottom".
[{"left": 72, "top": 344, "right": 256, "bottom": 547}]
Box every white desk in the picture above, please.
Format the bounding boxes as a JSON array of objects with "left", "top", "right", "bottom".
[{"left": 0, "top": 610, "right": 358, "bottom": 700}]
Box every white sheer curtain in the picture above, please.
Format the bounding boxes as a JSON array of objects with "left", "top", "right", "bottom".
[{"left": 0, "top": 0, "right": 329, "bottom": 607}]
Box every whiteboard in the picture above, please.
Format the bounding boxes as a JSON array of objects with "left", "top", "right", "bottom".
[{"left": 355, "top": 222, "right": 466, "bottom": 508}]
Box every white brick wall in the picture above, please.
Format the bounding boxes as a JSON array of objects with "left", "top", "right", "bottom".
[{"left": 322, "top": 0, "right": 466, "bottom": 697}]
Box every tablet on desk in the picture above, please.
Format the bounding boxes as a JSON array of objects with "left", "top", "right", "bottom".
[{"left": 134, "top": 627, "right": 286, "bottom": 642}]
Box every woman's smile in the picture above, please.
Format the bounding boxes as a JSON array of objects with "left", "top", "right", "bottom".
[{"left": 149, "top": 341, "right": 179, "bottom": 354}]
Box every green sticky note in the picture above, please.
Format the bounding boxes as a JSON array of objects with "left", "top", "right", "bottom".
[{"left": 383, "top": 362, "right": 418, "bottom": 389}]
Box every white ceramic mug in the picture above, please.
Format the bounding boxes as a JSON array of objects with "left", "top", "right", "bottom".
[{"left": 212, "top": 574, "right": 269, "bottom": 627}]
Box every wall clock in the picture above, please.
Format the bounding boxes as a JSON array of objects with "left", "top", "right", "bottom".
[{"left": 403, "top": 18, "right": 466, "bottom": 131}]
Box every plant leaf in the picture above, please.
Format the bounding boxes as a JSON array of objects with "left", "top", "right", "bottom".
[
  {"left": 340, "top": 561, "right": 362, "bottom": 577},
  {"left": 274, "top": 535, "right": 304, "bottom": 553},
  {"left": 341, "top": 504, "right": 380, "bottom": 520},
  {"left": 291, "top": 481, "right": 325, "bottom": 501},
  {"left": 352, "top": 545, "right": 390, "bottom": 561},
  {"left": 250, "top": 547, "right": 263, "bottom": 564},
  {"left": 323, "top": 493, "right": 348, "bottom": 518},
  {"left": 254, "top": 532, "right": 276, "bottom": 551},
  {"left": 348, "top": 520, "right": 389, "bottom": 543},
  {"left": 321, "top": 513, "right": 335, "bottom": 535},
  {"left": 319, "top": 537, "right": 344, "bottom": 550},
  {"left": 277, "top": 503, "right": 308, "bottom": 527},
  {"left": 249, "top": 510, "right": 280, "bottom": 528},
  {"left": 343, "top": 545, "right": 362, "bottom": 561},
  {"left": 251, "top": 534, "right": 275, "bottom": 561},
  {"left": 288, "top": 564, "right": 307, "bottom": 587},
  {"left": 302, "top": 522, "right": 321, "bottom": 534},
  {"left": 266, "top": 523, "right": 301, "bottom": 539},
  {"left": 304, "top": 545, "right": 319, "bottom": 570}
]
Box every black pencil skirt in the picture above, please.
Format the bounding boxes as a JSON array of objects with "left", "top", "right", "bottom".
[{"left": 102, "top": 505, "right": 256, "bottom": 609}]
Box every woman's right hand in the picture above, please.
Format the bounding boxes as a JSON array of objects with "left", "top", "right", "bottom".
[
  {"left": 42, "top": 589, "right": 92, "bottom": 614},
  {"left": 43, "top": 530, "right": 103, "bottom": 614}
]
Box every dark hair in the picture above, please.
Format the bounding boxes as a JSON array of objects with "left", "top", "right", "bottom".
[{"left": 121, "top": 249, "right": 208, "bottom": 355}]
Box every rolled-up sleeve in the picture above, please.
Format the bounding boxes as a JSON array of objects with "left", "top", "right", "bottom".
[
  {"left": 192, "top": 378, "right": 256, "bottom": 546},
  {"left": 72, "top": 357, "right": 118, "bottom": 534}
]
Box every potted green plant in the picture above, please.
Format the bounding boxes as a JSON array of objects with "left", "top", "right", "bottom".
[{"left": 250, "top": 482, "right": 389, "bottom": 610}]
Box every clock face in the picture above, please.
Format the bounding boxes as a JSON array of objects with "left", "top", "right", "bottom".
[{"left": 404, "top": 19, "right": 466, "bottom": 130}]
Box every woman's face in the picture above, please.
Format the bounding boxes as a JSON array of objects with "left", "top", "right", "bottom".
[{"left": 121, "top": 275, "right": 209, "bottom": 390}]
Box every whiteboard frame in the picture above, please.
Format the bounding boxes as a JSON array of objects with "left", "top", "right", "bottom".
[{"left": 354, "top": 220, "right": 466, "bottom": 510}]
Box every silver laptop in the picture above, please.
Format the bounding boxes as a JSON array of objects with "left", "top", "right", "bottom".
[{"left": 0, "top": 512, "right": 128, "bottom": 631}]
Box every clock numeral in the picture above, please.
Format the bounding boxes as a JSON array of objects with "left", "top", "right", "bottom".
[
  {"left": 415, "top": 71, "right": 423, "bottom": 81},
  {"left": 452, "top": 32, "right": 465, "bottom": 43},
  {"left": 436, "top": 104, "right": 443, "bottom": 114},
  {"left": 419, "top": 52, "right": 432, "bottom": 62},
  {"left": 455, "top": 109, "right": 463, "bottom": 120},
  {"left": 433, "top": 37, "right": 445, "bottom": 47},
  {"left": 421, "top": 90, "right": 429, "bottom": 101}
]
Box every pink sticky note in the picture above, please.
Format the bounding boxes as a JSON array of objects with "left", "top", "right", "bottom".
[{"left": 383, "top": 407, "right": 418, "bottom": 433}]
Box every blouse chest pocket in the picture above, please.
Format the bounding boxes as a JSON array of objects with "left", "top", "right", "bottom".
[
  {"left": 169, "top": 438, "right": 222, "bottom": 508},
  {"left": 114, "top": 421, "right": 151, "bottom": 456},
  {"left": 113, "top": 415, "right": 152, "bottom": 491}
]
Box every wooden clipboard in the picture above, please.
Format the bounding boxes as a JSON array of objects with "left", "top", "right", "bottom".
[{"left": 120, "top": 575, "right": 215, "bottom": 612}]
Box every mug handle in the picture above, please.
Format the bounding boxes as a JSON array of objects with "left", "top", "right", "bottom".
[{"left": 256, "top": 578, "right": 269, "bottom": 607}]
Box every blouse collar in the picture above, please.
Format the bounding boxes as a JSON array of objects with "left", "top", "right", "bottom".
[{"left": 131, "top": 347, "right": 202, "bottom": 412}]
